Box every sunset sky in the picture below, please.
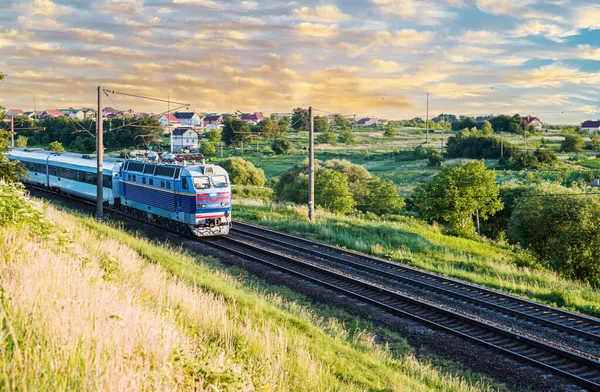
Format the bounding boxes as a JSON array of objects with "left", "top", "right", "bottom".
[{"left": 1, "top": 0, "right": 600, "bottom": 123}]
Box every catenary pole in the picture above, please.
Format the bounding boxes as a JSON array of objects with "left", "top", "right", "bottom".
[
  {"left": 425, "top": 92, "right": 429, "bottom": 144},
  {"left": 10, "top": 115, "right": 14, "bottom": 148},
  {"left": 308, "top": 106, "right": 315, "bottom": 222},
  {"left": 96, "top": 86, "right": 104, "bottom": 222}
]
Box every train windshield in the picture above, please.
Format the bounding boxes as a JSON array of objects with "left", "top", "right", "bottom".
[
  {"left": 212, "top": 175, "right": 228, "bottom": 188},
  {"left": 193, "top": 176, "right": 210, "bottom": 190}
]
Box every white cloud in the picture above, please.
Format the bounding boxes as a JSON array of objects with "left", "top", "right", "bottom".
[
  {"left": 573, "top": 4, "right": 600, "bottom": 30},
  {"left": 476, "top": 0, "right": 535, "bottom": 15},
  {"left": 294, "top": 23, "right": 339, "bottom": 38},
  {"left": 71, "top": 28, "right": 115, "bottom": 43},
  {"left": 511, "top": 20, "right": 577, "bottom": 42},
  {"left": 371, "top": 59, "right": 406, "bottom": 72},
  {"left": 240, "top": 1, "right": 258, "bottom": 10},
  {"left": 56, "top": 57, "right": 106, "bottom": 68},
  {"left": 172, "top": 0, "right": 224, "bottom": 8},
  {"left": 95, "top": 0, "right": 144, "bottom": 15},
  {"left": 21, "top": 0, "right": 72, "bottom": 17},
  {"left": 292, "top": 4, "right": 351, "bottom": 23},
  {"left": 371, "top": 0, "right": 456, "bottom": 25}
]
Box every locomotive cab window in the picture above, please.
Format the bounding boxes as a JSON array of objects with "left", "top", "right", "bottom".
[
  {"left": 212, "top": 175, "right": 228, "bottom": 188},
  {"left": 182, "top": 178, "right": 189, "bottom": 190},
  {"left": 193, "top": 176, "right": 210, "bottom": 190}
]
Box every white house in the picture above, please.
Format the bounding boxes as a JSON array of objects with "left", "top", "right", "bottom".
[
  {"left": 158, "top": 113, "right": 182, "bottom": 128},
  {"left": 171, "top": 128, "right": 199, "bottom": 152},
  {"left": 357, "top": 117, "right": 377, "bottom": 126},
  {"left": 241, "top": 113, "right": 265, "bottom": 125},
  {"left": 522, "top": 115, "right": 544, "bottom": 130},
  {"left": 582, "top": 120, "right": 600, "bottom": 133},
  {"left": 174, "top": 112, "right": 203, "bottom": 127},
  {"left": 62, "top": 109, "right": 84, "bottom": 120}
]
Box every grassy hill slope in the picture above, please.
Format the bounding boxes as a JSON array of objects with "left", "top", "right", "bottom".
[{"left": 0, "top": 184, "right": 500, "bottom": 391}]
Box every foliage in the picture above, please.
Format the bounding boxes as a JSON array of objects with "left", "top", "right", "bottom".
[
  {"left": 277, "top": 117, "right": 291, "bottom": 136},
  {"left": 271, "top": 138, "right": 293, "bottom": 155},
  {"left": 427, "top": 149, "right": 443, "bottom": 167},
  {"left": 200, "top": 141, "right": 216, "bottom": 156},
  {"left": 383, "top": 124, "right": 397, "bottom": 138},
  {"left": 205, "top": 129, "right": 221, "bottom": 143},
  {"left": 451, "top": 116, "right": 476, "bottom": 131},
  {"left": 561, "top": 134, "right": 584, "bottom": 152},
  {"left": 291, "top": 108, "right": 309, "bottom": 132},
  {"left": 316, "top": 131, "right": 337, "bottom": 144},
  {"left": 490, "top": 114, "right": 524, "bottom": 134},
  {"left": 410, "top": 161, "right": 503, "bottom": 237},
  {"left": 46, "top": 141, "right": 65, "bottom": 152},
  {"left": 481, "top": 121, "right": 493, "bottom": 136},
  {"left": 591, "top": 133, "right": 600, "bottom": 151},
  {"left": 334, "top": 115, "right": 351, "bottom": 129},
  {"left": 338, "top": 128, "right": 355, "bottom": 144},
  {"left": 509, "top": 182, "right": 600, "bottom": 286},
  {"left": 258, "top": 118, "right": 279, "bottom": 137},
  {"left": 315, "top": 169, "right": 355, "bottom": 214},
  {"left": 15, "top": 135, "right": 28, "bottom": 148},
  {"left": 363, "top": 177, "right": 404, "bottom": 215},
  {"left": 0, "top": 130, "right": 26, "bottom": 182},
  {"left": 221, "top": 118, "right": 251, "bottom": 146},
  {"left": 508, "top": 148, "right": 558, "bottom": 169},
  {"left": 219, "top": 157, "right": 266, "bottom": 186},
  {"left": 231, "top": 185, "right": 273, "bottom": 202},
  {"left": 0, "top": 181, "right": 51, "bottom": 236},
  {"left": 445, "top": 132, "right": 506, "bottom": 159},
  {"left": 314, "top": 116, "right": 329, "bottom": 133}
]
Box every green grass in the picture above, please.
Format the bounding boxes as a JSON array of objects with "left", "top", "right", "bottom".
[{"left": 233, "top": 201, "right": 600, "bottom": 319}]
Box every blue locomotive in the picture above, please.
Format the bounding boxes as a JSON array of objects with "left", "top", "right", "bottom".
[{"left": 6, "top": 148, "right": 232, "bottom": 236}]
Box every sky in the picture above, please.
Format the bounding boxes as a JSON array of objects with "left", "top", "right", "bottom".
[{"left": 1, "top": 0, "right": 600, "bottom": 123}]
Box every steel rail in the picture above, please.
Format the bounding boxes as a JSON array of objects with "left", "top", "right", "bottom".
[
  {"left": 232, "top": 220, "right": 600, "bottom": 341},
  {"left": 206, "top": 235, "right": 600, "bottom": 391}
]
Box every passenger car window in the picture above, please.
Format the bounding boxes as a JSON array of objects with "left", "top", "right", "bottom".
[
  {"left": 193, "top": 176, "right": 210, "bottom": 190},
  {"left": 212, "top": 175, "right": 228, "bottom": 188}
]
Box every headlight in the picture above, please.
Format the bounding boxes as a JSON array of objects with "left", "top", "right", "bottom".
[
  {"left": 221, "top": 202, "right": 230, "bottom": 207},
  {"left": 197, "top": 204, "right": 206, "bottom": 208}
]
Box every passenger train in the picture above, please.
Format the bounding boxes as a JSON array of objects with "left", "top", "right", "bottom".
[{"left": 6, "top": 148, "right": 232, "bottom": 236}]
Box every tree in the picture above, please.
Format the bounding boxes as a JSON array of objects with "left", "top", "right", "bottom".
[
  {"left": 221, "top": 118, "right": 251, "bottom": 146},
  {"left": 411, "top": 161, "right": 503, "bottom": 237},
  {"left": 0, "top": 130, "right": 26, "bottom": 182},
  {"left": 451, "top": 116, "right": 476, "bottom": 131},
  {"left": 334, "top": 115, "right": 351, "bottom": 130},
  {"left": 509, "top": 182, "right": 600, "bottom": 286},
  {"left": 291, "top": 108, "right": 309, "bottom": 132},
  {"left": 561, "top": 134, "right": 584, "bottom": 152},
  {"left": 314, "top": 116, "right": 329, "bottom": 132},
  {"left": 592, "top": 133, "right": 600, "bottom": 151},
  {"left": 205, "top": 129, "right": 221, "bottom": 143},
  {"left": 258, "top": 118, "right": 277, "bottom": 137},
  {"left": 315, "top": 169, "right": 355, "bottom": 214},
  {"left": 200, "top": 142, "right": 216, "bottom": 156},
  {"left": 316, "top": 131, "right": 337, "bottom": 144},
  {"left": 277, "top": 117, "right": 291, "bottom": 136},
  {"left": 482, "top": 121, "right": 493, "bottom": 136},
  {"left": 427, "top": 149, "right": 443, "bottom": 167},
  {"left": 46, "top": 141, "right": 65, "bottom": 152},
  {"left": 363, "top": 177, "right": 404, "bottom": 215},
  {"left": 338, "top": 128, "right": 355, "bottom": 144},
  {"left": 15, "top": 136, "right": 28, "bottom": 148},
  {"left": 271, "top": 138, "right": 293, "bottom": 155},
  {"left": 383, "top": 124, "right": 397, "bottom": 138},
  {"left": 219, "top": 158, "right": 266, "bottom": 186}
]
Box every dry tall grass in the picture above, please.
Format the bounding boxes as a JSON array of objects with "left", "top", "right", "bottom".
[{"left": 0, "top": 202, "right": 501, "bottom": 391}]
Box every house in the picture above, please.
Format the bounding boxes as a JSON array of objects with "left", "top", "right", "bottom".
[
  {"left": 102, "top": 107, "right": 118, "bottom": 118},
  {"left": 82, "top": 109, "right": 96, "bottom": 119},
  {"left": 377, "top": 119, "right": 389, "bottom": 126},
  {"left": 4, "top": 109, "right": 24, "bottom": 118},
  {"left": 203, "top": 114, "right": 223, "bottom": 127},
  {"left": 24, "top": 111, "right": 41, "bottom": 120},
  {"left": 158, "top": 113, "right": 181, "bottom": 128},
  {"left": 41, "top": 109, "right": 64, "bottom": 119},
  {"left": 522, "top": 115, "right": 544, "bottom": 130},
  {"left": 581, "top": 120, "right": 600, "bottom": 133},
  {"left": 174, "top": 112, "right": 203, "bottom": 127},
  {"left": 357, "top": 117, "right": 377, "bottom": 126},
  {"left": 241, "top": 113, "right": 264, "bottom": 125},
  {"left": 172, "top": 127, "right": 199, "bottom": 151},
  {"left": 61, "top": 109, "right": 85, "bottom": 120}
]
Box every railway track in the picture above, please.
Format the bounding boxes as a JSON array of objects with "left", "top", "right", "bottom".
[
  {"left": 222, "top": 220, "right": 600, "bottom": 391},
  {"left": 25, "top": 186, "right": 600, "bottom": 390}
]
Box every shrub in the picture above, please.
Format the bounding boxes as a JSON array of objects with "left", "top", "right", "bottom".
[
  {"left": 316, "top": 131, "right": 337, "bottom": 145},
  {"left": 315, "top": 169, "right": 355, "bottom": 214},
  {"left": 200, "top": 142, "right": 216, "bottom": 156},
  {"left": 15, "top": 135, "right": 28, "bottom": 148},
  {"left": 231, "top": 185, "right": 273, "bottom": 202},
  {"left": 46, "top": 141, "right": 65, "bottom": 152},
  {"left": 509, "top": 182, "right": 600, "bottom": 286},
  {"left": 0, "top": 181, "right": 51, "bottom": 236},
  {"left": 338, "top": 128, "right": 355, "bottom": 144},
  {"left": 426, "top": 149, "right": 443, "bottom": 167},
  {"left": 271, "top": 138, "right": 293, "bottom": 155},
  {"left": 383, "top": 125, "right": 397, "bottom": 138},
  {"left": 561, "top": 134, "right": 584, "bottom": 152},
  {"left": 219, "top": 157, "right": 266, "bottom": 186},
  {"left": 205, "top": 129, "right": 221, "bottom": 143},
  {"left": 363, "top": 178, "right": 404, "bottom": 215}
]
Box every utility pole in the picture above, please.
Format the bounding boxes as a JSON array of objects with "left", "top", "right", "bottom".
[
  {"left": 425, "top": 92, "right": 429, "bottom": 144},
  {"left": 10, "top": 116, "right": 14, "bottom": 148},
  {"left": 256, "top": 135, "right": 259, "bottom": 165},
  {"left": 96, "top": 86, "right": 104, "bottom": 222},
  {"left": 500, "top": 137, "right": 504, "bottom": 159},
  {"left": 440, "top": 126, "right": 444, "bottom": 155},
  {"left": 308, "top": 106, "right": 315, "bottom": 222},
  {"left": 220, "top": 142, "right": 223, "bottom": 158}
]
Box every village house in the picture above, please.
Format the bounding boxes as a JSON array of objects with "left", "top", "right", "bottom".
[
  {"left": 581, "top": 120, "right": 600, "bottom": 133},
  {"left": 40, "top": 109, "right": 64, "bottom": 119},
  {"left": 174, "top": 112, "right": 203, "bottom": 127},
  {"left": 4, "top": 109, "right": 24, "bottom": 118},
  {"left": 171, "top": 127, "right": 199, "bottom": 151},
  {"left": 357, "top": 117, "right": 377, "bottom": 126},
  {"left": 158, "top": 113, "right": 182, "bottom": 129},
  {"left": 241, "top": 112, "right": 264, "bottom": 125},
  {"left": 203, "top": 114, "right": 223, "bottom": 127},
  {"left": 522, "top": 115, "right": 544, "bottom": 130},
  {"left": 61, "top": 109, "right": 85, "bottom": 120}
]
